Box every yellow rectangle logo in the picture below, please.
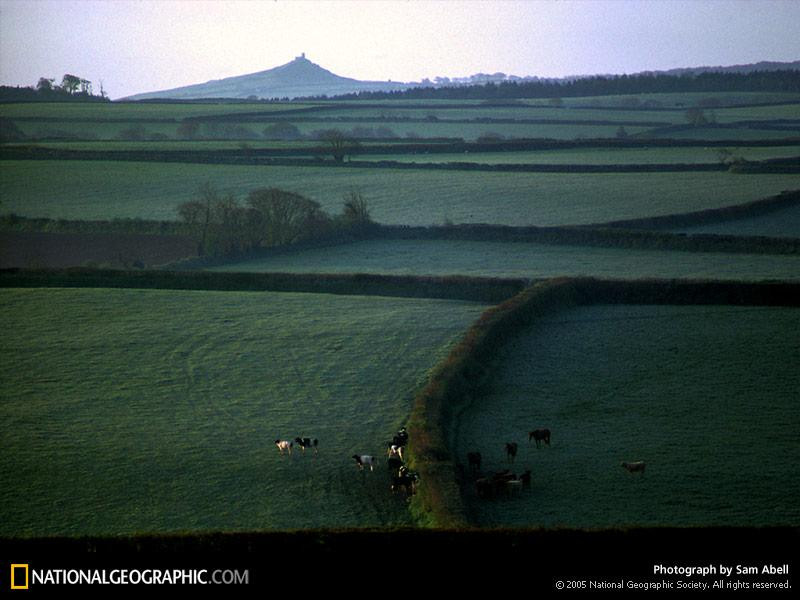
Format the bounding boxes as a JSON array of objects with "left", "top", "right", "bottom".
[{"left": 10, "top": 564, "right": 29, "bottom": 590}]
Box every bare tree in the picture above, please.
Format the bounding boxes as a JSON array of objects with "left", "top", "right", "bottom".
[
  {"left": 317, "top": 129, "right": 359, "bottom": 163},
  {"left": 247, "top": 188, "right": 329, "bottom": 245},
  {"left": 342, "top": 189, "right": 371, "bottom": 225}
]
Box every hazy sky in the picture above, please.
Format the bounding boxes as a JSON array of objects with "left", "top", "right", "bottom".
[{"left": 1, "top": 0, "right": 799, "bottom": 99}]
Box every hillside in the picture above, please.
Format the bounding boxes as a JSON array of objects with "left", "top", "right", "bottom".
[{"left": 123, "top": 54, "right": 410, "bottom": 100}]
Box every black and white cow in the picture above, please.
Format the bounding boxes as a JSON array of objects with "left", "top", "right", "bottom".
[
  {"left": 294, "top": 437, "right": 319, "bottom": 455},
  {"left": 352, "top": 454, "right": 378, "bottom": 472}
]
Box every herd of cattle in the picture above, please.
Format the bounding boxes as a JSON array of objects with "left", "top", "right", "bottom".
[
  {"left": 274, "top": 426, "right": 645, "bottom": 504},
  {"left": 467, "top": 428, "right": 645, "bottom": 500},
  {"left": 274, "top": 428, "right": 420, "bottom": 496}
]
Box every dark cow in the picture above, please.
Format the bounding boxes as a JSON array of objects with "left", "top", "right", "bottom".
[
  {"left": 622, "top": 461, "right": 646, "bottom": 475},
  {"left": 294, "top": 437, "right": 319, "bottom": 455},
  {"left": 467, "top": 451, "right": 482, "bottom": 472},
  {"left": 391, "top": 466, "right": 419, "bottom": 495},
  {"left": 528, "top": 428, "right": 551, "bottom": 448},
  {"left": 505, "top": 442, "right": 518, "bottom": 463},
  {"left": 387, "top": 456, "right": 403, "bottom": 473},
  {"left": 392, "top": 427, "right": 409, "bottom": 448},
  {"left": 519, "top": 469, "right": 532, "bottom": 489}
]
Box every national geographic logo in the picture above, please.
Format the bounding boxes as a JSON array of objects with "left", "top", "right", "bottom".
[{"left": 10, "top": 564, "right": 29, "bottom": 590}]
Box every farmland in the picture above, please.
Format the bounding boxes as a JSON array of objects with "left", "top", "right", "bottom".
[
  {"left": 1, "top": 83, "right": 799, "bottom": 541},
  {"left": 211, "top": 238, "right": 800, "bottom": 281},
  {"left": 2, "top": 159, "right": 798, "bottom": 225},
  {"left": 0, "top": 287, "right": 487, "bottom": 536},
  {"left": 452, "top": 303, "right": 800, "bottom": 528}
]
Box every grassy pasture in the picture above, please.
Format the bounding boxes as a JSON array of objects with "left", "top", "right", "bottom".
[
  {"left": 675, "top": 202, "right": 800, "bottom": 238},
  {"left": 453, "top": 304, "right": 800, "bottom": 527},
  {"left": 648, "top": 126, "right": 800, "bottom": 141},
  {"left": 3, "top": 159, "right": 799, "bottom": 225},
  {"left": 307, "top": 106, "right": 677, "bottom": 124},
  {"left": 551, "top": 92, "right": 800, "bottom": 109},
  {"left": 0, "top": 287, "right": 487, "bottom": 537},
  {"left": 210, "top": 239, "right": 800, "bottom": 281},
  {"left": 0, "top": 102, "right": 314, "bottom": 120},
  {"left": 8, "top": 118, "right": 654, "bottom": 142}
]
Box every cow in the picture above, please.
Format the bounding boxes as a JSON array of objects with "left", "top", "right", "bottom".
[
  {"left": 467, "top": 451, "right": 482, "bottom": 472},
  {"left": 387, "top": 455, "right": 403, "bottom": 473},
  {"left": 528, "top": 428, "right": 551, "bottom": 448},
  {"left": 352, "top": 455, "right": 378, "bottom": 472},
  {"left": 392, "top": 466, "right": 419, "bottom": 495},
  {"left": 275, "top": 439, "right": 293, "bottom": 456},
  {"left": 505, "top": 442, "right": 518, "bottom": 463},
  {"left": 506, "top": 478, "right": 523, "bottom": 496},
  {"left": 622, "top": 461, "right": 646, "bottom": 475},
  {"left": 392, "top": 428, "right": 409, "bottom": 448},
  {"left": 294, "top": 437, "right": 319, "bottom": 455},
  {"left": 387, "top": 444, "right": 404, "bottom": 461},
  {"left": 491, "top": 470, "right": 517, "bottom": 496},
  {"left": 519, "top": 469, "right": 532, "bottom": 489}
]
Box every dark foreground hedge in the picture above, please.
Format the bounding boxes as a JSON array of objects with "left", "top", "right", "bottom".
[{"left": 0, "top": 268, "right": 526, "bottom": 304}]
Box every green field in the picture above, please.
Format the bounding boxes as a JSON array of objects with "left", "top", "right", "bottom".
[
  {"left": 452, "top": 304, "right": 800, "bottom": 527},
  {"left": 3, "top": 160, "right": 798, "bottom": 226},
  {"left": 9, "top": 118, "right": 655, "bottom": 142},
  {"left": 676, "top": 203, "right": 800, "bottom": 238},
  {"left": 0, "top": 287, "right": 487, "bottom": 536},
  {"left": 648, "top": 126, "right": 800, "bottom": 141},
  {"left": 0, "top": 101, "right": 314, "bottom": 120},
  {"left": 210, "top": 239, "right": 800, "bottom": 281}
]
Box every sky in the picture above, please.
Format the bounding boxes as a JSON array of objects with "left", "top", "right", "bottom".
[{"left": 1, "top": 0, "right": 799, "bottom": 100}]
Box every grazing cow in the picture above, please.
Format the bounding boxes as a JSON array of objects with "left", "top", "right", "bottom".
[
  {"left": 505, "top": 442, "right": 518, "bottom": 463},
  {"left": 519, "top": 469, "right": 532, "bottom": 489},
  {"left": 294, "top": 437, "right": 319, "bottom": 455},
  {"left": 387, "top": 456, "right": 403, "bottom": 473},
  {"left": 352, "top": 454, "right": 378, "bottom": 472},
  {"left": 392, "top": 466, "right": 420, "bottom": 495},
  {"left": 528, "top": 428, "right": 551, "bottom": 448},
  {"left": 506, "top": 478, "right": 523, "bottom": 496},
  {"left": 387, "top": 444, "right": 404, "bottom": 461},
  {"left": 275, "top": 439, "right": 293, "bottom": 456},
  {"left": 467, "top": 452, "right": 482, "bottom": 473},
  {"left": 491, "top": 470, "right": 517, "bottom": 496},
  {"left": 393, "top": 428, "right": 409, "bottom": 447},
  {"left": 622, "top": 461, "right": 646, "bottom": 475}
]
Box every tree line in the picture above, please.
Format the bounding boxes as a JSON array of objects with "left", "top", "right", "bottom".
[
  {"left": 0, "top": 74, "right": 109, "bottom": 103},
  {"left": 177, "top": 184, "right": 372, "bottom": 257},
  {"left": 319, "top": 70, "right": 800, "bottom": 102}
]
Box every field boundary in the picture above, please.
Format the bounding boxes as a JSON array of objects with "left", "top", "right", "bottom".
[
  {"left": 406, "top": 277, "right": 800, "bottom": 527},
  {"left": 0, "top": 268, "right": 526, "bottom": 303},
  {"left": 596, "top": 189, "right": 800, "bottom": 230}
]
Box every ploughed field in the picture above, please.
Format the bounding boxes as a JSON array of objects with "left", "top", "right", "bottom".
[
  {"left": 452, "top": 304, "right": 800, "bottom": 528},
  {"left": 210, "top": 239, "right": 800, "bottom": 281},
  {"left": 0, "top": 288, "right": 487, "bottom": 536},
  {"left": 2, "top": 160, "right": 799, "bottom": 226}
]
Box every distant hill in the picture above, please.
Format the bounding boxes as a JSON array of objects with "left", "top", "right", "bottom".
[
  {"left": 122, "top": 57, "right": 800, "bottom": 102},
  {"left": 123, "top": 54, "right": 411, "bottom": 101}
]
